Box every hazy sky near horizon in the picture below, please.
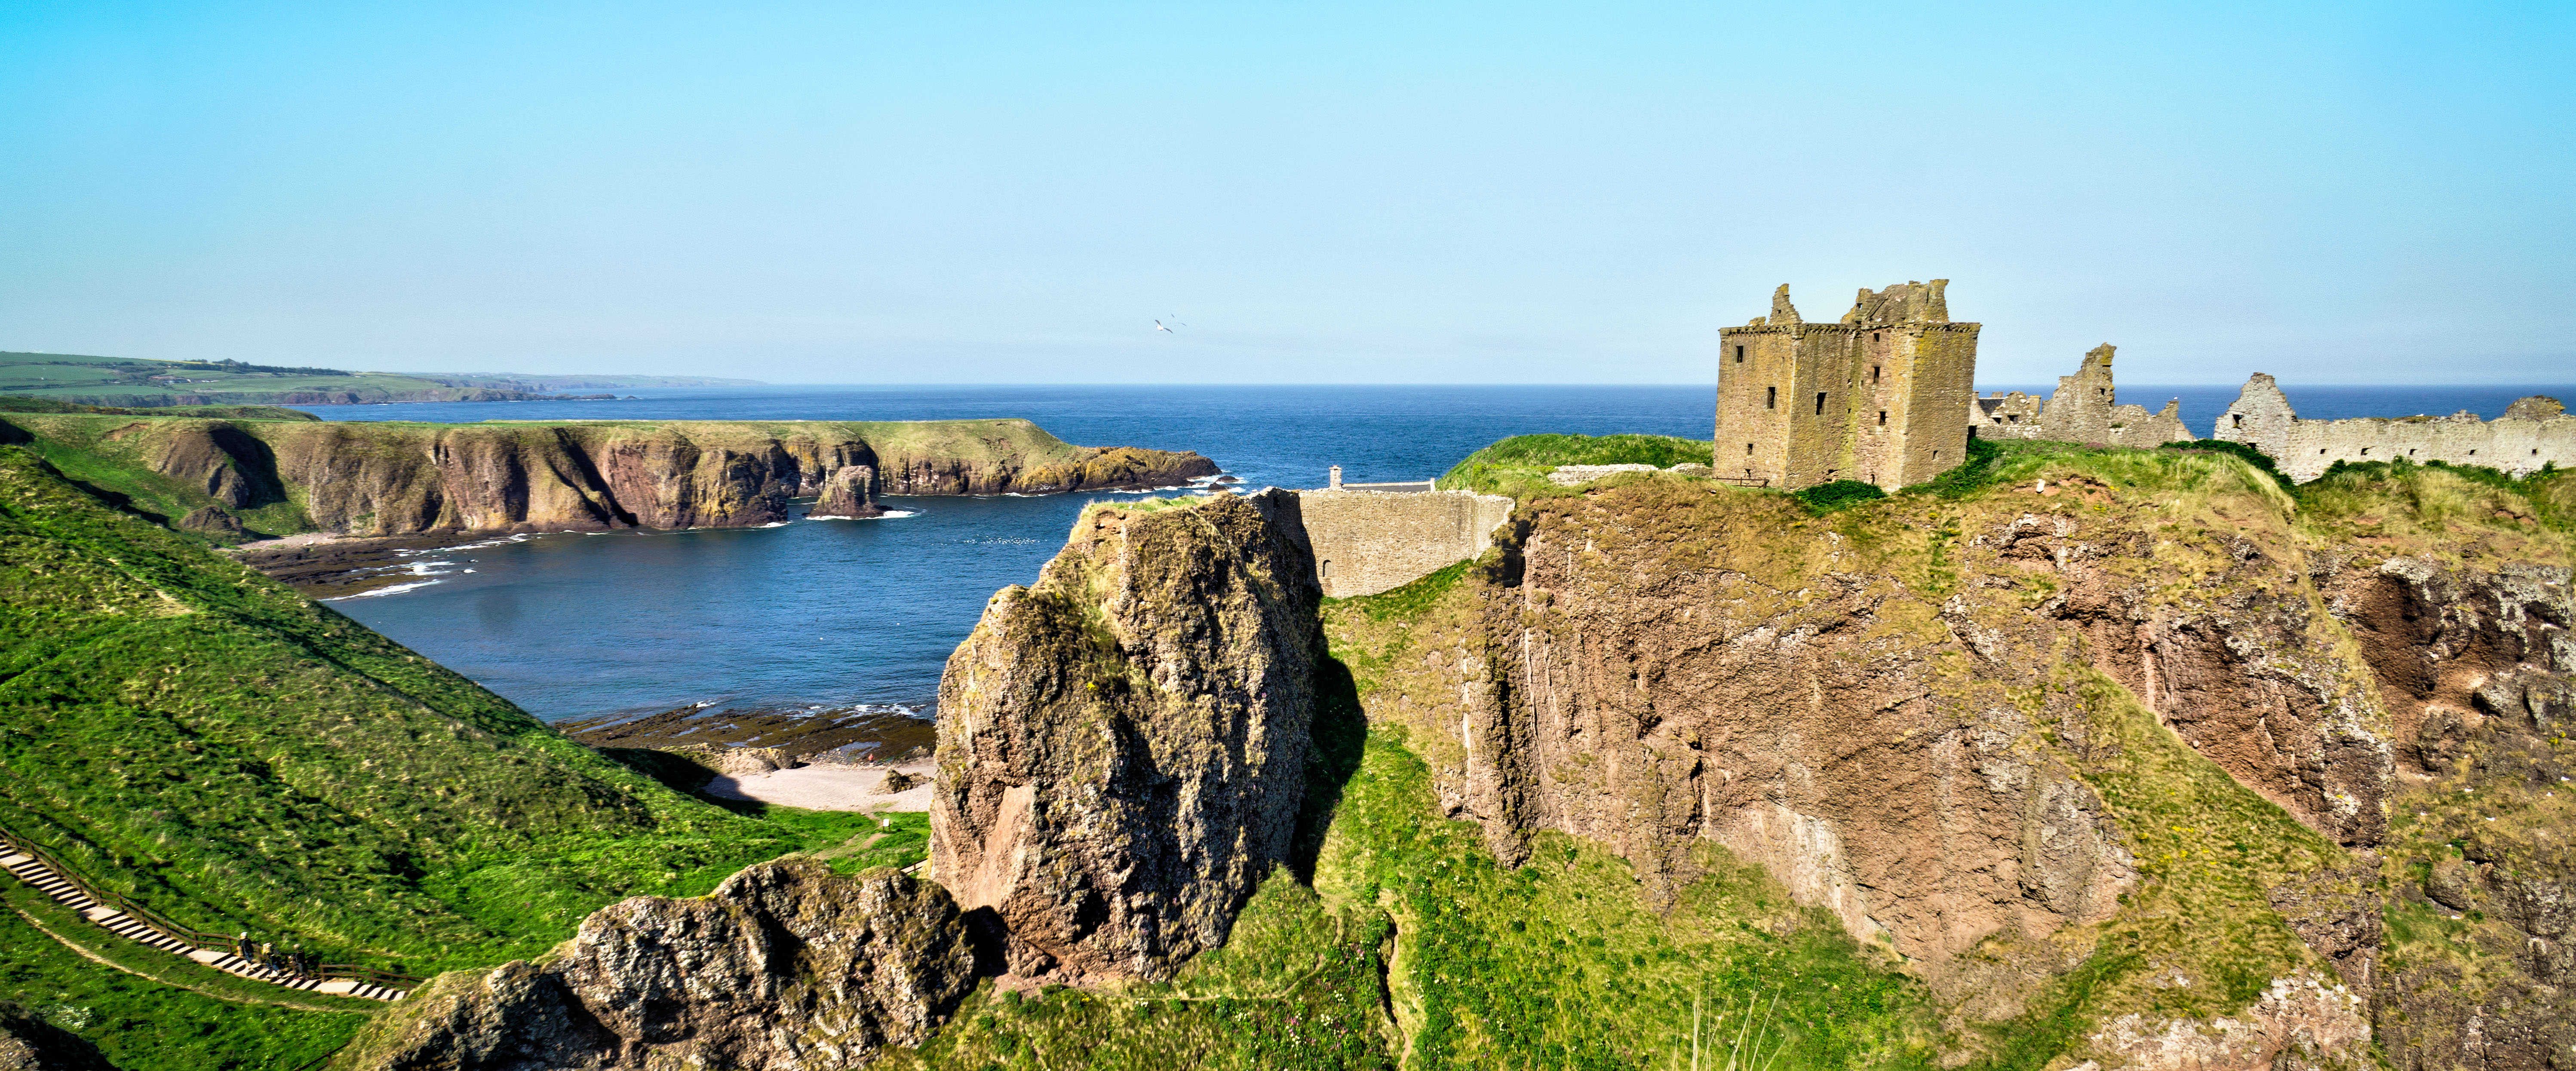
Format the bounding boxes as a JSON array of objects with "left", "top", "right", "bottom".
[{"left": 3, "top": 3, "right": 2570, "bottom": 386}]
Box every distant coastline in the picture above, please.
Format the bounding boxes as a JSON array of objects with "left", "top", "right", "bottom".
[{"left": 1, "top": 349, "right": 764, "bottom": 409}]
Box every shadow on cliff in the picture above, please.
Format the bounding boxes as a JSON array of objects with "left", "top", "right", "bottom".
[{"left": 1287, "top": 654, "right": 1368, "bottom": 884}]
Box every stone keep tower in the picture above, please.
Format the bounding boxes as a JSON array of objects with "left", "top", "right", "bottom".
[{"left": 1715, "top": 279, "right": 1980, "bottom": 491}]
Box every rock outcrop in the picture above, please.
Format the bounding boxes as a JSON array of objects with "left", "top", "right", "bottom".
[
  {"left": 811, "top": 464, "right": 883, "bottom": 518},
  {"left": 2333, "top": 557, "right": 2574, "bottom": 1069},
  {"left": 175, "top": 505, "right": 243, "bottom": 535},
  {"left": 0, "top": 1002, "right": 109, "bottom": 1071},
  {"left": 337, "top": 862, "right": 977, "bottom": 1071},
  {"left": 1336, "top": 468, "right": 2437, "bottom": 1066},
  {"left": 931, "top": 491, "right": 1323, "bottom": 981}
]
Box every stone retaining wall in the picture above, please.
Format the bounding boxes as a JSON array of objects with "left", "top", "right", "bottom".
[{"left": 1299, "top": 488, "right": 1515, "bottom": 598}]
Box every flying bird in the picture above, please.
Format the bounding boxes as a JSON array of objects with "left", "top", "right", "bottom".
[{"left": 1154, "top": 318, "right": 1185, "bottom": 333}]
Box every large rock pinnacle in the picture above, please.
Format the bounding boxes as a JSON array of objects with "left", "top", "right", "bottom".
[{"left": 930, "top": 489, "right": 1322, "bottom": 982}]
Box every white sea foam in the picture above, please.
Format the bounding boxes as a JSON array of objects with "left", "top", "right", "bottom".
[
  {"left": 327, "top": 579, "right": 445, "bottom": 600},
  {"left": 809, "top": 509, "right": 920, "bottom": 521},
  {"left": 399, "top": 532, "right": 534, "bottom": 555}
]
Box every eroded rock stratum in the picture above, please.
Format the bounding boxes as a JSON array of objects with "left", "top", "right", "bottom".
[
  {"left": 932, "top": 490, "right": 1323, "bottom": 981},
  {"left": 335, "top": 862, "right": 976, "bottom": 1071},
  {"left": 331, "top": 460, "right": 2569, "bottom": 1071},
  {"left": 1331, "top": 463, "right": 2571, "bottom": 1070}
]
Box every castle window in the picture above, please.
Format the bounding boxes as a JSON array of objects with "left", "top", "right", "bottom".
[
  {"left": 2231, "top": 414, "right": 2243, "bottom": 429},
  {"left": 1320, "top": 560, "right": 1332, "bottom": 577},
  {"left": 1746, "top": 443, "right": 1754, "bottom": 455},
  {"left": 1933, "top": 450, "right": 1941, "bottom": 460},
  {"left": 1815, "top": 392, "right": 1826, "bottom": 416},
  {"left": 1878, "top": 410, "right": 1888, "bottom": 427},
  {"left": 2470, "top": 449, "right": 2477, "bottom": 455},
  {"left": 2361, "top": 448, "right": 2369, "bottom": 455},
  {"left": 1872, "top": 365, "right": 1881, "bottom": 382},
  {"left": 1735, "top": 346, "right": 1744, "bottom": 363},
  {"left": 1873, "top": 332, "right": 1881, "bottom": 342},
  {"left": 1766, "top": 387, "right": 1775, "bottom": 409}
]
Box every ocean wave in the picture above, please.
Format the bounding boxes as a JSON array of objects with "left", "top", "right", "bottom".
[
  {"left": 327, "top": 579, "right": 445, "bottom": 600},
  {"left": 396, "top": 532, "right": 534, "bottom": 554},
  {"left": 810, "top": 509, "right": 920, "bottom": 521}
]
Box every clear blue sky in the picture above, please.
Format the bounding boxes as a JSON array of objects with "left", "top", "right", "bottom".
[{"left": 3, "top": 2, "right": 2569, "bottom": 385}]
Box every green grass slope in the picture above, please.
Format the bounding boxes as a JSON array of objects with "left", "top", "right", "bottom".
[
  {"left": 1438, "top": 433, "right": 1714, "bottom": 496},
  {"left": 0, "top": 445, "right": 875, "bottom": 1034}
]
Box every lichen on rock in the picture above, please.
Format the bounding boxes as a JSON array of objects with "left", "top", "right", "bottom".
[
  {"left": 335, "top": 861, "right": 976, "bottom": 1071},
  {"left": 930, "top": 490, "right": 1323, "bottom": 982}
]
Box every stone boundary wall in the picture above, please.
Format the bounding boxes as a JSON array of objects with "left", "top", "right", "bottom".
[
  {"left": 2213, "top": 374, "right": 2573, "bottom": 482},
  {"left": 1299, "top": 488, "right": 1516, "bottom": 598}
]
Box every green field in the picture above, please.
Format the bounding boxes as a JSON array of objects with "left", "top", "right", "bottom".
[{"left": 1, "top": 351, "right": 535, "bottom": 406}]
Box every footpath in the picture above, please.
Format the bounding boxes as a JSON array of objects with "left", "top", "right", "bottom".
[{"left": 0, "top": 832, "right": 409, "bottom": 1002}]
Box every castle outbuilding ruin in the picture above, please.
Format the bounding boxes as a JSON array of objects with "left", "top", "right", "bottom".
[
  {"left": 2214, "top": 374, "right": 2572, "bottom": 482},
  {"left": 1715, "top": 280, "right": 1980, "bottom": 491},
  {"left": 1974, "top": 343, "right": 2188, "bottom": 447}
]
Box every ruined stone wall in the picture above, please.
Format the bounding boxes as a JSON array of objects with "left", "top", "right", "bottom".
[
  {"left": 1976, "top": 344, "right": 2189, "bottom": 447},
  {"left": 2214, "top": 374, "right": 2574, "bottom": 482},
  {"left": 1299, "top": 488, "right": 1514, "bottom": 597},
  {"left": 1716, "top": 280, "right": 1977, "bottom": 492}
]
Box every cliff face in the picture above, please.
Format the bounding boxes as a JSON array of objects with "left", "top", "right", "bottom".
[
  {"left": 337, "top": 862, "right": 978, "bottom": 1071},
  {"left": 2337, "top": 559, "right": 2575, "bottom": 1068},
  {"left": 0, "top": 414, "right": 1218, "bottom": 539},
  {"left": 1329, "top": 462, "right": 2572, "bottom": 1069},
  {"left": 931, "top": 491, "right": 1323, "bottom": 982}
]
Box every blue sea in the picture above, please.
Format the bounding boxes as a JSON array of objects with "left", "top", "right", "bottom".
[{"left": 295, "top": 382, "right": 2572, "bottom": 723}]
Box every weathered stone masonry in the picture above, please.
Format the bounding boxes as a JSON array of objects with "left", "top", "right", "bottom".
[
  {"left": 1299, "top": 487, "right": 1515, "bottom": 598},
  {"left": 1716, "top": 280, "right": 1979, "bottom": 492},
  {"left": 2214, "top": 374, "right": 2573, "bottom": 482},
  {"left": 1974, "top": 343, "right": 2187, "bottom": 448}
]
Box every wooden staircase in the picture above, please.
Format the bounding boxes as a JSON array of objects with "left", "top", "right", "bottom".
[{"left": 1, "top": 840, "right": 408, "bottom": 1002}]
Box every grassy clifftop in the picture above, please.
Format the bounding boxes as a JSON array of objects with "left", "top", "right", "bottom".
[
  {"left": 1437, "top": 433, "right": 1714, "bottom": 495},
  {"left": 0, "top": 351, "right": 573, "bottom": 407},
  {"left": 0, "top": 412, "right": 1213, "bottom": 542},
  {"left": 0, "top": 445, "right": 875, "bottom": 1065}
]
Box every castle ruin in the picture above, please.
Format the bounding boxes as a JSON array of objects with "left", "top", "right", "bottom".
[
  {"left": 1715, "top": 280, "right": 1979, "bottom": 491},
  {"left": 2213, "top": 374, "right": 2572, "bottom": 482},
  {"left": 1974, "top": 343, "right": 2188, "bottom": 447}
]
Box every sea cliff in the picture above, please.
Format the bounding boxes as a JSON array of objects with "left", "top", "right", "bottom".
[
  {"left": 16, "top": 430, "right": 2575, "bottom": 1071},
  {"left": 0, "top": 413, "right": 1219, "bottom": 540}
]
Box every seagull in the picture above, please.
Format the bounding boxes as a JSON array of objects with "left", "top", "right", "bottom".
[{"left": 1154, "top": 319, "right": 1181, "bottom": 333}]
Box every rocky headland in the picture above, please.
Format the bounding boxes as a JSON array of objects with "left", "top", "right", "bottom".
[
  {"left": 12, "top": 425, "right": 2572, "bottom": 1071},
  {"left": 0, "top": 413, "right": 1219, "bottom": 546}
]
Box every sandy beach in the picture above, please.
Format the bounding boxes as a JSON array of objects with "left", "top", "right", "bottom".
[{"left": 703, "top": 760, "right": 936, "bottom": 811}]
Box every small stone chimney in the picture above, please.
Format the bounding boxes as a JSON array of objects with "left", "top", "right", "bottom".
[{"left": 1328, "top": 465, "right": 1342, "bottom": 490}]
